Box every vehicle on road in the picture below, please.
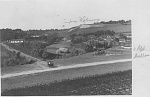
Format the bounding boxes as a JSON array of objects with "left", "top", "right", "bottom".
[{"left": 47, "top": 60, "right": 55, "bottom": 68}]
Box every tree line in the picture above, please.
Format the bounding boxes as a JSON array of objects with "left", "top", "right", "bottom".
[
  {"left": 0, "top": 28, "right": 62, "bottom": 43},
  {"left": 94, "top": 20, "right": 131, "bottom": 24},
  {"left": 69, "top": 30, "right": 116, "bottom": 53},
  {"left": 70, "top": 30, "right": 115, "bottom": 44}
]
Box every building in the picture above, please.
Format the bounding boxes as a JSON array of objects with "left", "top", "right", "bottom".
[
  {"left": 62, "top": 37, "right": 68, "bottom": 41},
  {"left": 46, "top": 41, "right": 71, "bottom": 54},
  {"left": 87, "top": 35, "right": 96, "bottom": 39},
  {"left": 119, "top": 38, "right": 126, "bottom": 42},
  {"left": 118, "top": 38, "right": 126, "bottom": 46},
  {"left": 103, "top": 36, "right": 114, "bottom": 41},
  {"left": 31, "top": 35, "right": 40, "bottom": 38},
  {"left": 126, "top": 36, "right": 132, "bottom": 42},
  {"left": 121, "top": 43, "right": 132, "bottom": 49},
  {"left": 10, "top": 39, "right": 24, "bottom": 43}
]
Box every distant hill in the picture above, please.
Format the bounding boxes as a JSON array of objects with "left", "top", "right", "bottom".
[
  {"left": 45, "top": 23, "right": 131, "bottom": 38},
  {"left": 68, "top": 23, "right": 131, "bottom": 34}
]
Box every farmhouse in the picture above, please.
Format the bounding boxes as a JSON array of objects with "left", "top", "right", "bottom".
[
  {"left": 121, "top": 43, "right": 132, "bottom": 49},
  {"left": 103, "top": 36, "right": 113, "bottom": 41},
  {"left": 31, "top": 35, "right": 40, "bottom": 38},
  {"left": 10, "top": 39, "right": 24, "bottom": 43},
  {"left": 126, "top": 36, "right": 132, "bottom": 42},
  {"left": 62, "top": 37, "right": 71, "bottom": 42},
  {"left": 119, "top": 38, "right": 126, "bottom": 42},
  {"left": 87, "top": 35, "right": 96, "bottom": 39},
  {"left": 62, "top": 37, "right": 68, "bottom": 41},
  {"left": 46, "top": 41, "right": 71, "bottom": 54}
]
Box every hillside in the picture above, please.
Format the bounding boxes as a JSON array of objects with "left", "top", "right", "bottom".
[
  {"left": 52, "top": 23, "right": 131, "bottom": 38},
  {"left": 69, "top": 23, "right": 131, "bottom": 34}
]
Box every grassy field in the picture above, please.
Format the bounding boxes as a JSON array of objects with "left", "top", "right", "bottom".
[
  {"left": 2, "top": 70, "right": 132, "bottom": 96},
  {"left": 67, "top": 24, "right": 131, "bottom": 37},
  {"left": 45, "top": 23, "right": 131, "bottom": 38},
  {"left": 1, "top": 63, "right": 42, "bottom": 75},
  {"left": 53, "top": 48, "right": 131, "bottom": 66}
]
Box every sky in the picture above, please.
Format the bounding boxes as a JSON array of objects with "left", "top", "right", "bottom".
[{"left": 0, "top": 0, "right": 131, "bottom": 30}]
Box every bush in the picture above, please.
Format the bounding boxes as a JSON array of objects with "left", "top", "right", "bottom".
[
  {"left": 1, "top": 52, "right": 36, "bottom": 68},
  {"left": 5, "top": 41, "right": 47, "bottom": 58}
]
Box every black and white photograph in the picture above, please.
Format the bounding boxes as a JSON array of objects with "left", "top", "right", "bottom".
[{"left": 0, "top": 0, "right": 149, "bottom": 96}]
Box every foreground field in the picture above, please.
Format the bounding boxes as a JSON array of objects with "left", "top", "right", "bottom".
[
  {"left": 2, "top": 70, "right": 132, "bottom": 96},
  {"left": 1, "top": 61, "right": 131, "bottom": 91}
]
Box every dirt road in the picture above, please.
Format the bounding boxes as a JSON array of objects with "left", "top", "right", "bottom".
[{"left": 1, "top": 59, "right": 131, "bottom": 79}]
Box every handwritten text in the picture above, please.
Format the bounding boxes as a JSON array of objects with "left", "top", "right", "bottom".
[
  {"left": 133, "top": 45, "right": 150, "bottom": 59},
  {"left": 64, "top": 16, "right": 100, "bottom": 24}
]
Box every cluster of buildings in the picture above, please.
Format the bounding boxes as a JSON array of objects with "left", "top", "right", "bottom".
[
  {"left": 8, "top": 39, "right": 24, "bottom": 43},
  {"left": 118, "top": 33, "right": 132, "bottom": 49},
  {"left": 83, "top": 33, "right": 132, "bottom": 49}
]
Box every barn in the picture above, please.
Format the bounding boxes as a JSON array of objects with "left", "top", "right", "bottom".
[{"left": 46, "top": 41, "right": 71, "bottom": 54}]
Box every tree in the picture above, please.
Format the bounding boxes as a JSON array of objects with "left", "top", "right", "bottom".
[
  {"left": 119, "top": 33, "right": 127, "bottom": 40},
  {"left": 46, "top": 33, "right": 59, "bottom": 44},
  {"left": 16, "top": 51, "right": 21, "bottom": 59},
  {"left": 30, "top": 42, "right": 46, "bottom": 58},
  {"left": 0, "top": 29, "right": 27, "bottom": 42},
  {"left": 42, "top": 51, "right": 49, "bottom": 59}
]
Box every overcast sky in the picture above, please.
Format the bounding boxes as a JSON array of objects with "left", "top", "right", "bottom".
[{"left": 0, "top": 0, "right": 131, "bottom": 30}]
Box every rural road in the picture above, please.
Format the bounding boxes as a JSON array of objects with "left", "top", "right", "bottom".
[
  {"left": 1, "top": 60, "right": 132, "bottom": 91},
  {"left": 1, "top": 59, "right": 131, "bottom": 79}
]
